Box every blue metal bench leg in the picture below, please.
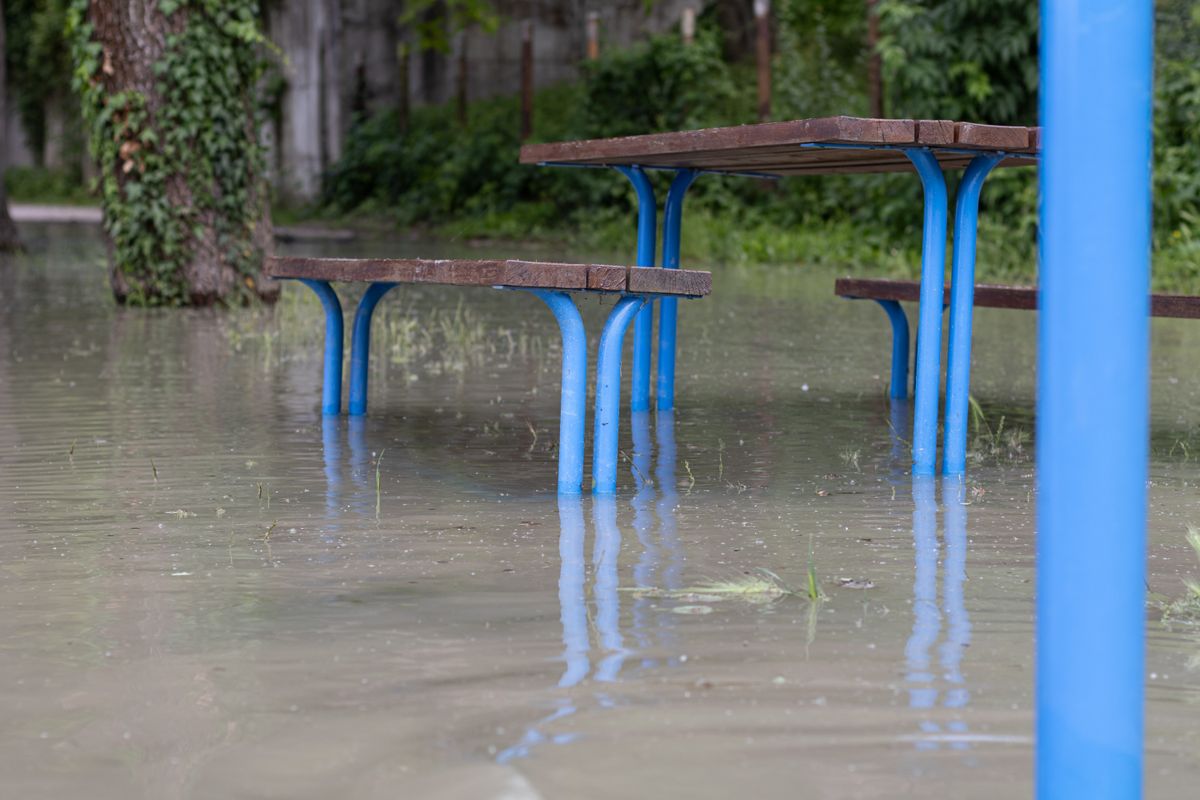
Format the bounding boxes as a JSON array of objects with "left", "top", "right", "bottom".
[
  {"left": 299, "top": 279, "right": 344, "bottom": 415},
  {"left": 615, "top": 166, "right": 658, "bottom": 413},
  {"left": 942, "top": 154, "right": 1003, "bottom": 476},
  {"left": 593, "top": 296, "right": 648, "bottom": 495},
  {"left": 348, "top": 282, "right": 397, "bottom": 416},
  {"left": 872, "top": 299, "right": 911, "bottom": 399},
  {"left": 904, "top": 149, "right": 950, "bottom": 475},
  {"left": 528, "top": 290, "right": 588, "bottom": 495},
  {"left": 657, "top": 169, "right": 698, "bottom": 411}
]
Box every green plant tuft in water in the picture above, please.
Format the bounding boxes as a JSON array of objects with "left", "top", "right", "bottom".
[
  {"left": 1156, "top": 526, "right": 1200, "bottom": 623},
  {"left": 806, "top": 535, "right": 825, "bottom": 601}
]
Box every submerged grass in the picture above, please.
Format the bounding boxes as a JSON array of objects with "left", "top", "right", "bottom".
[
  {"left": 967, "top": 397, "right": 1031, "bottom": 465},
  {"left": 1155, "top": 526, "right": 1200, "bottom": 623}
]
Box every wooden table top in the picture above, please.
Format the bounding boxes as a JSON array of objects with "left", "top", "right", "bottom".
[{"left": 520, "top": 116, "right": 1040, "bottom": 177}]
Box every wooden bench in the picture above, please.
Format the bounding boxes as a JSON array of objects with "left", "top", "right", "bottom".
[
  {"left": 835, "top": 276, "right": 1200, "bottom": 471},
  {"left": 266, "top": 257, "right": 712, "bottom": 496}
]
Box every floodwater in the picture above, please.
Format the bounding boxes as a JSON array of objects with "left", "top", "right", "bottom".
[{"left": 2, "top": 223, "right": 1200, "bottom": 799}]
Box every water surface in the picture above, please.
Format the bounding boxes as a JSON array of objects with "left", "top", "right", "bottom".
[{"left": 2, "top": 224, "right": 1199, "bottom": 798}]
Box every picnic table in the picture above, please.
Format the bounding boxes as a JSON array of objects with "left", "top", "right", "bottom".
[{"left": 521, "top": 116, "right": 1041, "bottom": 476}]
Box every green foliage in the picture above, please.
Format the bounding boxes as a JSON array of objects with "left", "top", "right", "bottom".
[
  {"left": 576, "top": 29, "right": 740, "bottom": 137},
  {"left": 67, "top": 0, "right": 270, "bottom": 305},
  {"left": 775, "top": 0, "right": 869, "bottom": 118},
  {"left": 399, "top": 0, "right": 500, "bottom": 53},
  {"left": 878, "top": 0, "right": 1038, "bottom": 125},
  {"left": 1154, "top": 0, "right": 1200, "bottom": 242},
  {"left": 4, "top": 165, "right": 95, "bottom": 205},
  {"left": 4, "top": 0, "right": 76, "bottom": 165},
  {"left": 323, "top": 31, "right": 746, "bottom": 228}
]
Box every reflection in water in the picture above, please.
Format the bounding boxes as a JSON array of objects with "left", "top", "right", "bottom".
[
  {"left": 558, "top": 497, "right": 589, "bottom": 688},
  {"left": 905, "top": 475, "right": 973, "bottom": 749},
  {"left": 497, "top": 411, "right": 684, "bottom": 763}
]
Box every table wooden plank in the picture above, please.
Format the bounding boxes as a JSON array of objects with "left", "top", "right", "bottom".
[
  {"left": 520, "top": 115, "right": 1038, "bottom": 177},
  {"left": 628, "top": 267, "right": 712, "bottom": 297}
]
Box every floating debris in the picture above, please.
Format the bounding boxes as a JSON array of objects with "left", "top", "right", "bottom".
[
  {"left": 837, "top": 577, "right": 876, "bottom": 590},
  {"left": 671, "top": 605, "right": 714, "bottom": 615},
  {"left": 621, "top": 569, "right": 797, "bottom": 604}
]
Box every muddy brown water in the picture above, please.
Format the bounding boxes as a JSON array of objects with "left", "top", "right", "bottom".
[{"left": 2, "top": 224, "right": 1199, "bottom": 798}]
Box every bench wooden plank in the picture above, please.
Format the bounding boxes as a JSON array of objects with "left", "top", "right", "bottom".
[
  {"left": 629, "top": 267, "right": 712, "bottom": 297},
  {"left": 586, "top": 265, "right": 628, "bottom": 292},
  {"left": 835, "top": 277, "right": 1200, "bottom": 319},
  {"left": 267, "top": 257, "right": 712, "bottom": 297},
  {"left": 520, "top": 115, "right": 1039, "bottom": 177}
]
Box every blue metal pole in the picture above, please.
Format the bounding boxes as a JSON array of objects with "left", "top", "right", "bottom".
[
  {"left": 657, "top": 169, "right": 698, "bottom": 411},
  {"left": 1038, "top": 2, "right": 1152, "bottom": 798},
  {"left": 873, "top": 299, "right": 911, "bottom": 399},
  {"left": 904, "top": 150, "right": 949, "bottom": 475},
  {"left": 942, "top": 154, "right": 1003, "bottom": 475},
  {"left": 299, "top": 279, "right": 344, "bottom": 415},
  {"left": 593, "top": 296, "right": 647, "bottom": 495},
  {"left": 529, "top": 290, "right": 588, "bottom": 495},
  {"left": 348, "top": 282, "right": 396, "bottom": 416},
  {"left": 615, "top": 166, "right": 658, "bottom": 413}
]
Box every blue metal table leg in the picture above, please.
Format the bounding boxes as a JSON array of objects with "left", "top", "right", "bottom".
[
  {"left": 615, "top": 166, "right": 658, "bottom": 413},
  {"left": 1038, "top": 2, "right": 1151, "bottom": 797},
  {"left": 348, "top": 282, "right": 397, "bottom": 416},
  {"left": 905, "top": 150, "right": 950, "bottom": 475},
  {"left": 528, "top": 290, "right": 588, "bottom": 495},
  {"left": 942, "top": 154, "right": 1003, "bottom": 476},
  {"left": 657, "top": 169, "right": 698, "bottom": 411},
  {"left": 873, "top": 299, "right": 911, "bottom": 399},
  {"left": 593, "top": 296, "right": 648, "bottom": 495},
  {"left": 299, "top": 279, "right": 344, "bottom": 415}
]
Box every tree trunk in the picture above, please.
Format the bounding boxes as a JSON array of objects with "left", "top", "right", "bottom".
[
  {"left": 0, "top": 0, "right": 23, "bottom": 253},
  {"left": 77, "top": 1, "right": 275, "bottom": 305}
]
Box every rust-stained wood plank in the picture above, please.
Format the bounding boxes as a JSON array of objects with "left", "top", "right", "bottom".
[
  {"left": 835, "top": 277, "right": 1200, "bottom": 319},
  {"left": 954, "top": 122, "right": 1030, "bottom": 151},
  {"left": 268, "top": 257, "right": 712, "bottom": 297},
  {"left": 520, "top": 115, "right": 1039, "bottom": 177},
  {"left": 501, "top": 260, "right": 588, "bottom": 289},
  {"left": 586, "top": 265, "right": 628, "bottom": 292},
  {"left": 916, "top": 119, "right": 956, "bottom": 146},
  {"left": 628, "top": 267, "right": 712, "bottom": 297}
]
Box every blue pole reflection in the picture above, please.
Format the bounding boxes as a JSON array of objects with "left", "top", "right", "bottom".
[
  {"left": 557, "top": 496, "right": 590, "bottom": 688},
  {"left": 904, "top": 475, "right": 974, "bottom": 749},
  {"left": 631, "top": 410, "right": 658, "bottom": 659},
  {"left": 940, "top": 475, "right": 972, "bottom": 748},
  {"left": 592, "top": 496, "right": 628, "bottom": 685},
  {"left": 500, "top": 413, "right": 686, "bottom": 763}
]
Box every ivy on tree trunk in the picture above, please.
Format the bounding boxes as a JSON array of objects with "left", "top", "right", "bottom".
[{"left": 68, "top": 0, "right": 276, "bottom": 305}]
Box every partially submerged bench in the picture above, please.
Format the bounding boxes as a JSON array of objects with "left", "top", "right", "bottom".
[
  {"left": 836, "top": 276, "right": 1200, "bottom": 472},
  {"left": 266, "top": 257, "right": 712, "bottom": 496}
]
